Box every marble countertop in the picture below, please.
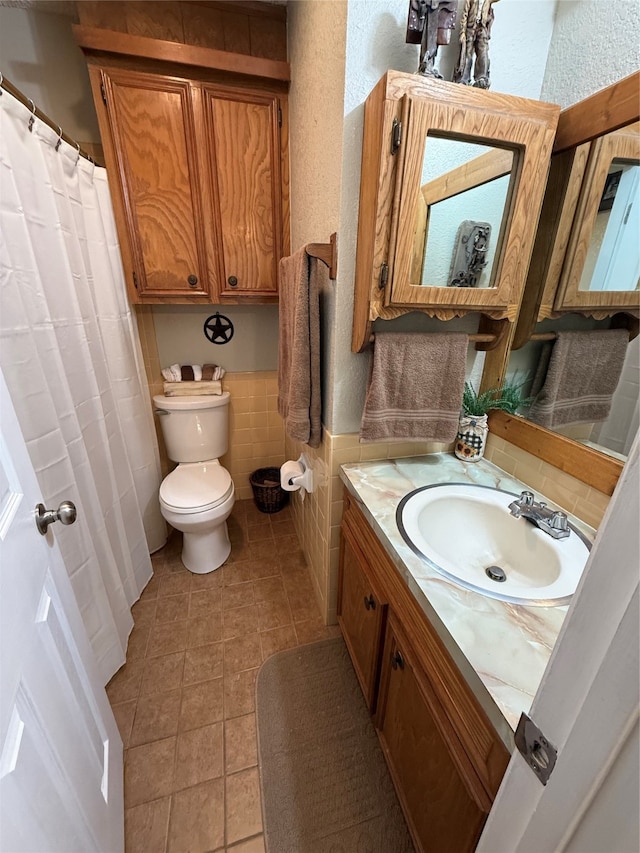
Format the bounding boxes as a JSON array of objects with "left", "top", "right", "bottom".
[{"left": 339, "top": 453, "right": 596, "bottom": 750}]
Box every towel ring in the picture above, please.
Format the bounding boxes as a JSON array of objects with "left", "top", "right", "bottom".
[
  {"left": 55, "top": 126, "right": 63, "bottom": 152},
  {"left": 27, "top": 98, "right": 36, "bottom": 132}
]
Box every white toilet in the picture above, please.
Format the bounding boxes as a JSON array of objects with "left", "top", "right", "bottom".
[{"left": 153, "top": 393, "right": 235, "bottom": 574}]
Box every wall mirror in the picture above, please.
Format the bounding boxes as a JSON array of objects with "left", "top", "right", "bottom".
[
  {"left": 409, "top": 135, "right": 516, "bottom": 290},
  {"left": 494, "top": 71, "right": 640, "bottom": 494}
]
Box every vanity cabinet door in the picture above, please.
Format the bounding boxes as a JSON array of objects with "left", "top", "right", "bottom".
[
  {"left": 337, "top": 520, "right": 387, "bottom": 712},
  {"left": 98, "top": 68, "right": 217, "bottom": 302},
  {"left": 376, "top": 614, "right": 490, "bottom": 853}
]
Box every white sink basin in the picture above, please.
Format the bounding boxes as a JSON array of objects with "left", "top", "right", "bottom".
[{"left": 397, "top": 483, "right": 591, "bottom": 605}]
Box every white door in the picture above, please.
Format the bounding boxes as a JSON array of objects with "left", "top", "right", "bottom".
[
  {"left": 0, "top": 370, "right": 123, "bottom": 853},
  {"left": 478, "top": 435, "right": 639, "bottom": 851}
]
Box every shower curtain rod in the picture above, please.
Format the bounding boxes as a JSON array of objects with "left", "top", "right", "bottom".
[{"left": 0, "top": 72, "right": 97, "bottom": 164}]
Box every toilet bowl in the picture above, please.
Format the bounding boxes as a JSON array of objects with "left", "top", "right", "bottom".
[{"left": 154, "top": 393, "right": 235, "bottom": 574}]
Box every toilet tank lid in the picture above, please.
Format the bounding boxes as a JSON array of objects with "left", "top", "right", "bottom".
[{"left": 153, "top": 392, "right": 230, "bottom": 411}]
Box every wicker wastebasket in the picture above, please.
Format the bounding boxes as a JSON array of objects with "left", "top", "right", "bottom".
[{"left": 249, "top": 467, "right": 289, "bottom": 514}]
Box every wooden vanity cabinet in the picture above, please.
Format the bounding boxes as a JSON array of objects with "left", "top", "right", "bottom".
[
  {"left": 338, "top": 490, "right": 510, "bottom": 853},
  {"left": 86, "top": 62, "right": 287, "bottom": 304}
]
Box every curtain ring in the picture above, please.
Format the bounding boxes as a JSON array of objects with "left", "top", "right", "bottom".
[
  {"left": 55, "top": 126, "right": 63, "bottom": 152},
  {"left": 27, "top": 98, "right": 36, "bottom": 132}
]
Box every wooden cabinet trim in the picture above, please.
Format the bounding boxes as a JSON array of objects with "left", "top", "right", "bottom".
[{"left": 74, "top": 24, "right": 291, "bottom": 82}]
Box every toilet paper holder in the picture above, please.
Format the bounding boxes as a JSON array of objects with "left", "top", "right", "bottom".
[{"left": 280, "top": 454, "right": 314, "bottom": 494}]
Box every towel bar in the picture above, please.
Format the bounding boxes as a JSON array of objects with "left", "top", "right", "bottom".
[
  {"left": 306, "top": 233, "right": 338, "bottom": 280},
  {"left": 368, "top": 332, "right": 497, "bottom": 344}
]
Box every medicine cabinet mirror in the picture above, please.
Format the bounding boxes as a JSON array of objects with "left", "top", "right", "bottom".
[
  {"left": 406, "top": 136, "right": 515, "bottom": 291},
  {"left": 351, "top": 72, "right": 559, "bottom": 352}
]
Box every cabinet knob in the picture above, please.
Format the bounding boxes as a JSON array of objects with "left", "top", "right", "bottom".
[
  {"left": 363, "top": 594, "right": 376, "bottom": 611},
  {"left": 187, "top": 274, "right": 198, "bottom": 287},
  {"left": 228, "top": 276, "right": 238, "bottom": 287},
  {"left": 391, "top": 650, "right": 405, "bottom": 671}
]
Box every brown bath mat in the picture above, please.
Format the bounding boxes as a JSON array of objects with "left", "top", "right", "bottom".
[{"left": 256, "top": 637, "right": 415, "bottom": 853}]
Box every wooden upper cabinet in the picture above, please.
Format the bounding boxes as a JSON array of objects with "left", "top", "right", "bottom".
[
  {"left": 203, "top": 88, "right": 282, "bottom": 299},
  {"left": 100, "top": 68, "right": 215, "bottom": 300}
]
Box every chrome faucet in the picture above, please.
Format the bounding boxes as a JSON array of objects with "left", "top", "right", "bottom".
[{"left": 507, "top": 491, "right": 571, "bottom": 540}]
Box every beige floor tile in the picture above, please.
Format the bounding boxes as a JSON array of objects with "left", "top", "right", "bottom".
[
  {"left": 225, "top": 767, "right": 263, "bottom": 845},
  {"left": 175, "top": 723, "right": 224, "bottom": 790},
  {"left": 130, "top": 689, "right": 182, "bottom": 747},
  {"left": 224, "top": 714, "right": 257, "bottom": 774},
  {"left": 156, "top": 593, "right": 190, "bottom": 624},
  {"left": 139, "top": 575, "right": 160, "bottom": 601},
  {"left": 183, "top": 642, "right": 224, "bottom": 685},
  {"left": 106, "top": 658, "right": 144, "bottom": 705},
  {"left": 158, "top": 573, "right": 192, "bottom": 598},
  {"left": 126, "top": 623, "right": 151, "bottom": 661},
  {"left": 180, "top": 677, "right": 224, "bottom": 731},
  {"left": 125, "top": 737, "right": 176, "bottom": 807},
  {"left": 222, "top": 581, "right": 255, "bottom": 610},
  {"left": 245, "top": 522, "right": 274, "bottom": 543},
  {"left": 189, "top": 587, "right": 222, "bottom": 619},
  {"left": 223, "top": 604, "right": 260, "bottom": 640},
  {"left": 224, "top": 668, "right": 258, "bottom": 720},
  {"left": 140, "top": 651, "right": 185, "bottom": 696},
  {"left": 166, "top": 778, "right": 225, "bottom": 853},
  {"left": 124, "top": 797, "right": 171, "bottom": 853},
  {"left": 130, "top": 598, "right": 158, "bottom": 627},
  {"left": 259, "top": 625, "right": 297, "bottom": 660},
  {"left": 227, "top": 836, "right": 266, "bottom": 853},
  {"left": 190, "top": 568, "right": 223, "bottom": 591},
  {"left": 252, "top": 576, "right": 285, "bottom": 603},
  {"left": 147, "top": 620, "right": 189, "bottom": 658},
  {"left": 256, "top": 594, "right": 293, "bottom": 632},
  {"left": 294, "top": 618, "right": 340, "bottom": 645},
  {"left": 287, "top": 587, "right": 322, "bottom": 623},
  {"left": 223, "top": 634, "right": 262, "bottom": 674},
  {"left": 111, "top": 700, "right": 136, "bottom": 749},
  {"left": 187, "top": 613, "right": 223, "bottom": 648}
]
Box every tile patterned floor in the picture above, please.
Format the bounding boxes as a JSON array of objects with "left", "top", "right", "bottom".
[{"left": 107, "top": 499, "right": 340, "bottom": 853}]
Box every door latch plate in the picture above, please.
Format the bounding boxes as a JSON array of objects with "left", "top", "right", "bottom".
[{"left": 514, "top": 712, "right": 557, "bottom": 786}]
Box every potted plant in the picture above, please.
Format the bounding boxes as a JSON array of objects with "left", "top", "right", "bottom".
[{"left": 455, "top": 378, "right": 532, "bottom": 462}]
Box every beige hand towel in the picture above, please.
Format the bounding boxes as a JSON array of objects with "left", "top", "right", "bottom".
[
  {"left": 277, "top": 247, "right": 321, "bottom": 449},
  {"left": 360, "top": 333, "right": 468, "bottom": 443},
  {"left": 528, "top": 329, "right": 629, "bottom": 428}
]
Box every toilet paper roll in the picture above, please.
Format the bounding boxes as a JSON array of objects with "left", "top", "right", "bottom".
[{"left": 281, "top": 460, "right": 305, "bottom": 491}]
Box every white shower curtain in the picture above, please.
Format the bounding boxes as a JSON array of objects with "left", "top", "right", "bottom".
[{"left": 0, "top": 91, "right": 166, "bottom": 684}]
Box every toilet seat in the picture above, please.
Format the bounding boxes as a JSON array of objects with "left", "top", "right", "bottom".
[{"left": 160, "top": 462, "right": 233, "bottom": 514}]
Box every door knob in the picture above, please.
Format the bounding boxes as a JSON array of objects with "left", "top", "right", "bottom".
[{"left": 35, "top": 501, "right": 77, "bottom": 535}]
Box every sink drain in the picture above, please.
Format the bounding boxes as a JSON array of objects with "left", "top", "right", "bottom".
[{"left": 486, "top": 565, "right": 507, "bottom": 583}]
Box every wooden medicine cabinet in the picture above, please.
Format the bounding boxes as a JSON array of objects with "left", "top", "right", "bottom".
[{"left": 351, "top": 71, "right": 560, "bottom": 352}]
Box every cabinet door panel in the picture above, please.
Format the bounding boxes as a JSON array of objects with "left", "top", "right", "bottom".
[
  {"left": 337, "top": 527, "right": 386, "bottom": 711},
  {"left": 377, "top": 618, "right": 488, "bottom": 853},
  {"left": 104, "top": 70, "right": 212, "bottom": 298},
  {"left": 205, "top": 90, "right": 281, "bottom": 297}
]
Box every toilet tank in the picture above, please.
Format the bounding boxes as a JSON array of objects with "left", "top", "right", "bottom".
[{"left": 153, "top": 393, "right": 230, "bottom": 463}]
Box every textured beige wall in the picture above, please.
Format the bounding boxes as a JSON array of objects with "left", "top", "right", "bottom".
[{"left": 0, "top": 6, "right": 100, "bottom": 146}]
